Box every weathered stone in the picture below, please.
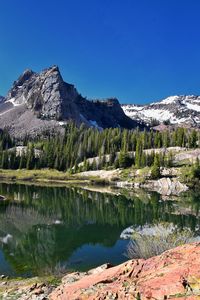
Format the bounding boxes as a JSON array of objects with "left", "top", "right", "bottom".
[
  {"left": 49, "top": 242, "right": 200, "bottom": 300},
  {"left": 143, "top": 177, "right": 188, "bottom": 195}
]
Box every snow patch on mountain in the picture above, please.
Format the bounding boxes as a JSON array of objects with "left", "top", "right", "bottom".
[
  {"left": 122, "top": 95, "right": 200, "bottom": 127},
  {"left": 153, "top": 96, "right": 180, "bottom": 105},
  {"left": 122, "top": 105, "right": 175, "bottom": 124},
  {"left": 6, "top": 97, "right": 22, "bottom": 107},
  {"left": 185, "top": 102, "right": 200, "bottom": 112},
  {"left": 140, "top": 109, "right": 173, "bottom": 121}
]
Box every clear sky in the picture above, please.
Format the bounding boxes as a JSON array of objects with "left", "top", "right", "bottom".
[{"left": 0, "top": 0, "right": 200, "bottom": 104}]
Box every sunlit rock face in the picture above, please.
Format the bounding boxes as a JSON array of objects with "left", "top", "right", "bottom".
[
  {"left": 0, "top": 66, "right": 142, "bottom": 138},
  {"left": 50, "top": 242, "right": 200, "bottom": 300}
]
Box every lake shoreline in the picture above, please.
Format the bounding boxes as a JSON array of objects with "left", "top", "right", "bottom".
[
  {"left": 0, "top": 167, "right": 195, "bottom": 196},
  {"left": 1, "top": 243, "right": 200, "bottom": 299},
  {"left": 0, "top": 181, "right": 199, "bottom": 298}
]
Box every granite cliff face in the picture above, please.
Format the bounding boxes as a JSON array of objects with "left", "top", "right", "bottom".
[
  {"left": 6, "top": 66, "right": 82, "bottom": 121},
  {"left": 0, "top": 66, "right": 141, "bottom": 137}
]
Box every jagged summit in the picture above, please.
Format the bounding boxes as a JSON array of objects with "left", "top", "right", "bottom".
[
  {"left": 0, "top": 66, "right": 140, "bottom": 137},
  {"left": 6, "top": 65, "right": 66, "bottom": 118}
]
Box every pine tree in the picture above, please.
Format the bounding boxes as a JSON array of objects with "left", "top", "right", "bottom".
[
  {"left": 118, "top": 151, "right": 131, "bottom": 168},
  {"left": 19, "top": 150, "right": 26, "bottom": 169},
  {"left": 192, "top": 157, "right": 200, "bottom": 179},
  {"left": 74, "top": 160, "right": 78, "bottom": 173},
  {"left": 151, "top": 155, "right": 161, "bottom": 179},
  {"left": 189, "top": 129, "right": 197, "bottom": 148},
  {"left": 135, "top": 138, "right": 143, "bottom": 168},
  {"left": 26, "top": 144, "right": 35, "bottom": 169},
  {"left": 1, "top": 150, "right": 8, "bottom": 169},
  {"left": 166, "top": 151, "right": 174, "bottom": 167},
  {"left": 92, "top": 159, "right": 97, "bottom": 170}
]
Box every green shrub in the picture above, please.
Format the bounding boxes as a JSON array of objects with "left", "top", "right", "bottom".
[
  {"left": 181, "top": 160, "right": 200, "bottom": 183},
  {"left": 126, "top": 223, "right": 194, "bottom": 259}
]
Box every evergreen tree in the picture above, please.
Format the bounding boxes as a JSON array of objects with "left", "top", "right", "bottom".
[
  {"left": 118, "top": 151, "right": 132, "bottom": 168},
  {"left": 192, "top": 157, "right": 200, "bottom": 179},
  {"left": 19, "top": 150, "right": 26, "bottom": 169},
  {"left": 26, "top": 144, "right": 35, "bottom": 169},
  {"left": 0, "top": 123, "right": 200, "bottom": 172},
  {"left": 135, "top": 138, "right": 143, "bottom": 167},
  {"left": 1, "top": 150, "right": 9, "bottom": 169},
  {"left": 151, "top": 155, "right": 161, "bottom": 179},
  {"left": 189, "top": 129, "right": 197, "bottom": 148}
]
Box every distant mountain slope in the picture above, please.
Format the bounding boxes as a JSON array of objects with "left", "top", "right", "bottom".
[
  {"left": 122, "top": 95, "right": 200, "bottom": 127},
  {"left": 0, "top": 66, "right": 142, "bottom": 138}
]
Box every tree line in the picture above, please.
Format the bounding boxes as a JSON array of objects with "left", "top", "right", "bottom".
[{"left": 0, "top": 124, "right": 200, "bottom": 172}]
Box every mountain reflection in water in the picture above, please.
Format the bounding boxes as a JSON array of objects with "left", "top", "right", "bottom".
[{"left": 0, "top": 182, "right": 199, "bottom": 277}]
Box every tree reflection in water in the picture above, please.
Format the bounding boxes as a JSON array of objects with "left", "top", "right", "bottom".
[{"left": 0, "top": 183, "right": 199, "bottom": 277}]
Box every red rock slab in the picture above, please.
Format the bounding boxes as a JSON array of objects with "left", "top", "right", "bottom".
[{"left": 50, "top": 242, "right": 200, "bottom": 300}]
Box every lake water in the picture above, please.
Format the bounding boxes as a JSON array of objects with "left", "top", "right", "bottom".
[{"left": 0, "top": 182, "right": 199, "bottom": 277}]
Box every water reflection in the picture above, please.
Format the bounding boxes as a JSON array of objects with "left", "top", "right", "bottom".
[{"left": 0, "top": 183, "right": 199, "bottom": 277}]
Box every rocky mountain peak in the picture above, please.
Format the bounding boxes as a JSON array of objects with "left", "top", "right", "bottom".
[
  {"left": 39, "top": 65, "right": 63, "bottom": 81},
  {"left": 8, "top": 69, "right": 35, "bottom": 96},
  {"left": 4, "top": 66, "right": 136, "bottom": 125},
  {"left": 0, "top": 66, "right": 140, "bottom": 137},
  {"left": 22, "top": 68, "right": 35, "bottom": 78},
  {"left": 5, "top": 65, "right": 80, "bottom": 120}
]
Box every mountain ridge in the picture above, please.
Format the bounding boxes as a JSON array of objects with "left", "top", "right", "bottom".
[
  {"left": 2, "top": 65, "right": 200, "bottom": 137},
  {"left": 122, "top": 95, "right": 200, "bottom": 128},
  {"left": 0, "top": 66, "right": 141, "bottom": 138}
]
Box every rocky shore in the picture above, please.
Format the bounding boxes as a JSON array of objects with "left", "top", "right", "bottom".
[
  {"left": 50, "top": 242, "right": 200, "bottom": 300},
  {"left": 0, "top": 276, "right": 59, "bottom": 300},
  {"left": 0, "top": 242, "right": 200, "bottom": 299}
]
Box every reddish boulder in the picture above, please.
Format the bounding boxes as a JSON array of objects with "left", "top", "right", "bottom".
[{"left": 50, "top": 243, "right": 200, "bottom": 300}]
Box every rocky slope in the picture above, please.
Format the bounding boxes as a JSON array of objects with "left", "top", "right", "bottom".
[
  {"left": 122, "top": 95, "right": 200, "bottom": 128},
  {"left": 0, "top": 66, "right": 141, "bottom": 138},
  {"left": 50, "top": 242, "right": 200, "bottom": 300},
  {"left": 0, "top": 277, "right": 56, "bottom": 300}
]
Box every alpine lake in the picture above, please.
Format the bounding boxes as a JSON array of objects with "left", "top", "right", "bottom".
[{"left": 0, "top": 182, "right": 199, "bottom": 278}]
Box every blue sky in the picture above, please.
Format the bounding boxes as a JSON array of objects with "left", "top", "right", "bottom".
[{"left": 0, "top": 0, "right": 200, "bottom": 104}]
